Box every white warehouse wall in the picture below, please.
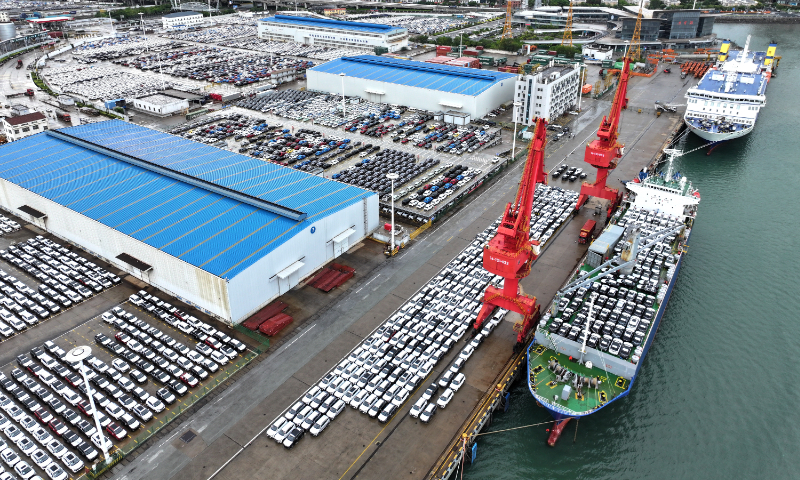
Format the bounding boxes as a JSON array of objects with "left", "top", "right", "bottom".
[
  {"left": 0, "top": 179, "right": 232, "bottom": 320},
  {"left": 227, "top": 194, "right": 378, "bottom": 324},
  {"left": 307, "top": 70, "right": 515, "bottom": 119}
]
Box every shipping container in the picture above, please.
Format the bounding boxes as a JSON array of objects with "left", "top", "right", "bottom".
[
  {"left": 587, "top": 225, "right": 625, "bottom": 267},
  {"left": 436, "top": 46, "right": 452, "bottom": 56}
]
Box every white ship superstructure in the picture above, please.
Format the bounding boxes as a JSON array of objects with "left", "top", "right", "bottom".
[{"left": 684, "top": 36, "right": 777, "bottom": 142}]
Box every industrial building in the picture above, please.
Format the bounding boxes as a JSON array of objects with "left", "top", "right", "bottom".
[
  {"left": 1, "top": 112, "right": 48, "bottom": 142},
  {"left": 307, "top": 56, "right": 516, "bottom": 119},
  {"left": 258, "top": 15, "right": 408, "bottom": 53},
  {"left": 0, "top": 121, "right": 378, "bottom": 324},
  {"left": 162, "top": 11, "right": 204, "bottom": 30},
  {"left": 513, "top": 6, "right": 633, "bottom": 27},
  {"left": 617, "top": 9, "right": 715, "bottom": 41},
  {"left": 131, "top": 92, "right": 190, "bottom": 117},
  {"left": 512, "top": 64, "right": 580, "bottom": 125}
]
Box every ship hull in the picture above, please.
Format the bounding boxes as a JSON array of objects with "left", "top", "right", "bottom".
[
  {"left": 528, "top": 228, "right": 691, "bottom": 423},
  {"left": 684, "top": 118, "right": 753, "bottom": 142}
]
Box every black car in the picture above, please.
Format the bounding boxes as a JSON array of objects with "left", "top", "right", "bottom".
[{"left": 283, "top": 426, "right": 305, "bottom": 449}]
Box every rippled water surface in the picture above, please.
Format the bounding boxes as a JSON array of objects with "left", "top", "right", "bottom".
[{"left": 465, "top": 24, "right": 799, "bottom": 480}]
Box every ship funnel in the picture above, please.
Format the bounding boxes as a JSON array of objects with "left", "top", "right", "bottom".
[{"left": 619, "top": 227, "right": 641, "bottom": 275}]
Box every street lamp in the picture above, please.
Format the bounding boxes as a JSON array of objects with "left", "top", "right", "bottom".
[
  {"left": 623, "top": 40, "right": 630, "bottom": 60},
  {"left": 339, "top": 73, "right": 346, "bottom": 118},
  {"left": 387, "top": 172, "right": 399, "bottom": 255},
  {"left": 108, "top": 11, "right": 115, "bottom": 37},
  {"left": 64, "top": 346, "right": 110, "bottom": 461},
  {"left": 512, "top": 101, "right": 521, "bottom": 160},
  {"left": 138, "top": 13, "right": 145, "bottom": 42}
]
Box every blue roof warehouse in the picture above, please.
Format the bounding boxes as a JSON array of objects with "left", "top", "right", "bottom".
[
  {"left": 307, "top": 56, "right": 517, "bottom": 119},
  {"left": 0, "top": 121, "right": 378, "bottom": 324},
  {"left": 258, "top": 15, "right": 408, "bottom": 53}
]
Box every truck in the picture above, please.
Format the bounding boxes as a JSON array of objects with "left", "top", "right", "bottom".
[
  {"left": 579, "top": 219, "right": 597, "bottom": 245},
  {"left": 56, "top": 112, "right": 71, "bottom": 122},
  {"left": 24, "top": 89, "right": 34, "bottom": 97}
]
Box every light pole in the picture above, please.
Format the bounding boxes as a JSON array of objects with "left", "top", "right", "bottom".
[
  {"left": 64, "top": 346, "right": 110, "bottom": 461},
  {"left": 512, "top": 100, "right": 521, "bottom": 161},
  {"left": 138, "top": 13, "right": 145, "bottom": 42},
  {"left": 577, "top": 64, "right": 584, "bottom": 112},
  {"left": 387, "top": 172, "right": 399, "bottom": 255},
  {"left": 339, "top": 72, "right": 346, "bottom": 118},
  {"left": 108, "top": 11, "right": 115, "bottom": 37}
]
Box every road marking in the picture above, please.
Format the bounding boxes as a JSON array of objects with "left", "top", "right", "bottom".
[{"left": 283, "top": 324, "right": 316, "bottom": 350}]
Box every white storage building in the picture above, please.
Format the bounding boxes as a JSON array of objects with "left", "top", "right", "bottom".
[
  {"left": 512, "top": 64, "right": 580, "bottom": 125},
  {"left": 131, "top": 92, "right": 189, "bottom": 117},
  {"left": 0, "top": 121, "right": 378, "bottom": 324},
  {"left": 307, "top": 56, "right": 517, "bottom": 119},
  {"left": 1, "top": 112, "right": 48, "bottom": 142},
  {"left": 258, "top": 15, "right": 408, "bottom": 53}
]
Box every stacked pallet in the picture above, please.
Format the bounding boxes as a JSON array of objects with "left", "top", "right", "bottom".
[
  {"left": 306, "top": 263, "right": 355, "bottom": 292},
  {"left": 242, "top": 300, "right": 288, "bottom": 331}
]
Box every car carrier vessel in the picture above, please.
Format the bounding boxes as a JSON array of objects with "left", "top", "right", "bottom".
[{"left": 528, "top": 150, "right": 700, "bottom": 445}]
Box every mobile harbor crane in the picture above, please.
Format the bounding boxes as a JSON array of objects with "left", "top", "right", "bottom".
[{"left": 471, "top": 118, "right": 548, "bottom": 352}]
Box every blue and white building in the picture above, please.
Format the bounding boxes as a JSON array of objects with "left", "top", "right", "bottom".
[
  {"left": 258, "top": 15, "right": 408, "bottom": 53},
  {"left": 0, "top": 121, "right": 378, "bottom": 324},
  {"left": 308, "top": 56, "right": 517, "bottom": 119}
]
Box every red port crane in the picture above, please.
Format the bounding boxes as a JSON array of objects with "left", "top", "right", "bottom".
[
  {"left": 576, "top": 56, "right": 632, "bottom": 216},
  {"left": 471, "top": 118, "right": 548, "bottom": 351}
]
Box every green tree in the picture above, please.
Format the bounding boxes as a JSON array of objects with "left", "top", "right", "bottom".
[{"left": 649, "top": 0, "right": 666, "bottom": 8}]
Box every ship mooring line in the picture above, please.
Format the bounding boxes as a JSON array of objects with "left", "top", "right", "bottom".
[{"left": 473, "top": 420, "right": 554, "bottom": 437}]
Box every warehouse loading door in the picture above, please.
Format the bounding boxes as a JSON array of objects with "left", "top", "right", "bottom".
[
  {"left": 276, "top": 260, "right": 304, "bottom": 295},
  {"left": 332, "top": 227, "right": 356, "bottom": 258}
]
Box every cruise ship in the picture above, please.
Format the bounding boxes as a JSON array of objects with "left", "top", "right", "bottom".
[
  {"left": 528, "top": 150, "right": 700, "bottom": 445},
  {"left": 683, "top": 36, "right": 777, "bottom": 142}
]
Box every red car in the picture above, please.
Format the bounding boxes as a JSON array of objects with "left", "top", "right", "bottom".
[
  {"left": 179, "top": 373, "right": 199, "bottom": 388},
  {"left": 34, "top": 408, "right": 53, "bottom": 424},
  {"left": 115, "top": 331, "right": 131, "bottom": 343},
  {"left": 204, "top": 337, "right": 222, "bottom": 350},
  {"left": 76, "top": 400, "right": 94, "bottom": 417},
  {"left": 105, "top": 422, "right": 126, "bottom": 440},
  {"left": 48, "top": 419, "right": 68, "bottom": 437}
]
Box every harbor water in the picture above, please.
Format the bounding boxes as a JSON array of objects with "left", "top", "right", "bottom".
[{"left": 465, "top": 24, "right": 798, "bottom": 480}]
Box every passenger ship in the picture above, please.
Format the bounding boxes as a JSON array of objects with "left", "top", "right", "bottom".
[{"left": 683, "top": 36, "right": 777, "bottom": 142}]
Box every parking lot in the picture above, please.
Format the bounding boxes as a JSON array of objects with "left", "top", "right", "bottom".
[{"left": 0, "top": 219, "right": 260, "bottom": 480}]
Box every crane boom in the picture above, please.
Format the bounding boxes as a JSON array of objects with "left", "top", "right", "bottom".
[
  {"left": 576, "top": 56, "right": 632, "bottom": 214},
  {"left": 471, "top": 118, "right": 548, "bottom": 351}
]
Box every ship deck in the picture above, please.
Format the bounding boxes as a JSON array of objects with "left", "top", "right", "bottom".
[{"left": 528, "top": 345, "right": 629, "bottom": 415}]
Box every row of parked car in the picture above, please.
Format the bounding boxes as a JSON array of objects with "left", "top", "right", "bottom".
[
  {"left": 0, "top": 235, "right": 122, "bottom": 339},
  {"left": 265, "top": 211, "right": 520, "bottom": 449}
]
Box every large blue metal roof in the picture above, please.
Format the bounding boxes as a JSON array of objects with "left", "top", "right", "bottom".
[
  {"left": 261, "top": 15, "right": 405, "bottom": 35},
  {"left": 310, "top": 56, "right": 517, "bottom": 96},
  {"left": 0, "top": 121, "right": 374, "bottom": 280}
]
